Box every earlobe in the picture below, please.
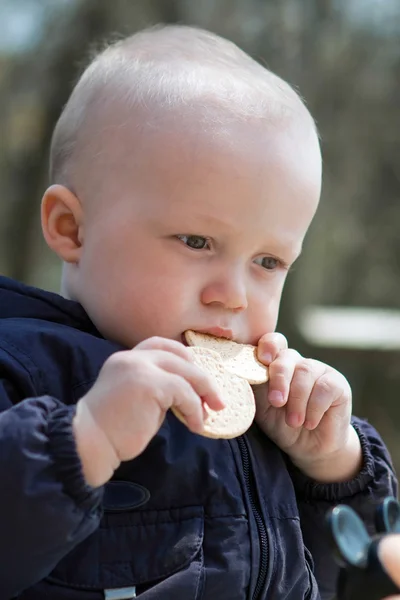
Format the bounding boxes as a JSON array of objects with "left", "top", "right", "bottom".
[{"left": 41, "top": 185, "right": 84, "bottom": 263}]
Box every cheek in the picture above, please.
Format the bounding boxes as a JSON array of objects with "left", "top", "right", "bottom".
[
  {"left": 248, "top": 280, "right": 286, "bottom": 339},
  {"left": 251, "top": 299, "right": 280, "bottom": 333},
  {"left": 121, "top": 262, "right": 192, "bottom": 317},
  {"left": 114, "top": 269, "right": 194, "bottom": 343}
]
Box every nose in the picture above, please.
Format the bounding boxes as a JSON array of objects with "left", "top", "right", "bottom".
[{"left": 200, "top": 268, "right": 248, "bottom": 312}]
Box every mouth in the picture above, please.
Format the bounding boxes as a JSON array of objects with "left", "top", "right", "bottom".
[{"left": 182, "top": 327, "right": 234, "bottom": 344}]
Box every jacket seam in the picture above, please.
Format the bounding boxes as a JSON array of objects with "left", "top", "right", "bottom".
[
  {"left": 0, "top": 339, "right": 47, "bottom": 394},
  {"left": 100, "top": 513, "right": 247, "bottom": 528}
]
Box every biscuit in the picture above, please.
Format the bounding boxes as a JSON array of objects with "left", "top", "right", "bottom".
[
  {"left": 171, "top": 346, "right": 255, "bottom": 439},
  {"left": 184, "top": 330, "right": 268, "bottom": 385}
]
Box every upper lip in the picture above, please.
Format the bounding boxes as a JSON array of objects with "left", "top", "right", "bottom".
[{"left": 194, "top": 327, "right": 234, "bottom": 340}]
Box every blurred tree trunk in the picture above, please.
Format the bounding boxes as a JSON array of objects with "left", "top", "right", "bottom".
[
  {"left": 2, "top": 1, "right": 113, "bottom": 281},
  {"left": 1, "top": 0, "right": 186, "bottom": 283}
]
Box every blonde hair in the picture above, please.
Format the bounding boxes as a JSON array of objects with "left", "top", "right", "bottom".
[{"left": 49, "top": 24, "right": 314, "bottom": 188}]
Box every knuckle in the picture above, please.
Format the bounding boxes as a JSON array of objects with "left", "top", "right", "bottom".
[
  {"left": 169, "top": 373, "right": 192, "bottom": 397},
  {"left": 288, "top": 391, "right": 305, "bottom": 404},
  {"left": 271, "top": 362, "right": 289, "bottom": 379},
  {"left": 315, "top": 375, "right": 335, "bottom": 397},
  {"left": 154, "top": 381, "right": 174, "bottom": 410},
  {"left": 168, "top": 372, "right": 186, "bottom": 392},
  {"left": 113, "top": 350, "right": 156, "bottom": 382},
  {"left": 295, "top": 361, "right": 314, "bottom": 378},
  {"left": 106, "top": 351, "right": 133, "bottom": 371},
  {"left": 306, "top": 401, "right": 323, "bottom": 416}
]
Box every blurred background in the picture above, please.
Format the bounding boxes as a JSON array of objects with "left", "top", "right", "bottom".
[{"left": 0, "top": 0, "right": 399, "bottom": 472}]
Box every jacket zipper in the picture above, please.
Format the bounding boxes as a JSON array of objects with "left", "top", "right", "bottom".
[{"left": 237, "top": 435, "right": 269, "bottom": 600}]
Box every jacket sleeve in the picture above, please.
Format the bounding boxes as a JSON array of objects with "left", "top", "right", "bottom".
[
  {"left": 288, "top": 416, "right": 397, "bottom": 600},
  {"left": 0, "top": 348, "right": 104, "bottom": 597}
]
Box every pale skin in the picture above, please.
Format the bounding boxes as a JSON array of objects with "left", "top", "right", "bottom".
[
  {"left": 379, "top": 535, "right": 400, "bottom": 599},
  {"left": 41, "top": 87, "right": 362, "bottom": 489}
]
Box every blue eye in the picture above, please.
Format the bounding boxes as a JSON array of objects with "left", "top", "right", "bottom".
[
  {"left": 177, "top": 235, "right": 210, "bottom": 250},
  {"left": 254, "top": 256, "right": 279, "bottom": 270}
]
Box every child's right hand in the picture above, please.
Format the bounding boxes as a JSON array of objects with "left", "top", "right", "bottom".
[{"left": 72, "top": 337, "right": 225, "bottom": 487}]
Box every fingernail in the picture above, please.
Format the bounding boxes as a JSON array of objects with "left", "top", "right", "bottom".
[
  {"left": 261, "top": 352, "right": 273, "bottom": 364},
  {"left": 269, "top": 390, "right": 284, "bottom": 405},
  {"left": 287, "top": 413, "right": 303, "bottom": 428}
]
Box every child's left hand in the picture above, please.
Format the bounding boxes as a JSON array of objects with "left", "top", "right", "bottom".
[{"left": 254, "top": 332, "right": 362, "bottom": 482}]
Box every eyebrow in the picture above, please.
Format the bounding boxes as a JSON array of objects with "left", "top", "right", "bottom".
[{"left": 181, "top": 211, "right": 240, "bottom": 233}]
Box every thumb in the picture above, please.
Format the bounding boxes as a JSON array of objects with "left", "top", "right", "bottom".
[{"left": 257, "top": 332, "right": 288, "bottom": 365}]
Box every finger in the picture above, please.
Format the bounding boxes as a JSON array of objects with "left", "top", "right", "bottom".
[
  {"left": 304, "top": 370, "right": 349, "bottom": 430},
  {"left": 257, "top": 332, "right": 288, "bottom": 365},
  {"left": 285, "top": 359, "right": 325, "bottom": 428},
  {"left": 379, "top": 534, "right": 400, "bottom": 589},
  {"left": 267, "top": 348, "right": 301, "bottom": 408},
  {"left": 164, "top": 375, "right": 205, "bottom": 433},
  {"left": 146, "top": 350, "right": 225, "bottom": 412},
  {"left": 135, "top": 336, "right": 195, "bottom": 362}
]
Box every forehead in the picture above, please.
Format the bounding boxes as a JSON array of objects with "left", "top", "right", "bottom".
[
  {"left": 81, "top": 97, "right": 321, "bottom": 248},
  {"left": 119, "top": 104, "right": 320, "bottom": 202},
  {"left": 104, "top": 115, "right": 318, "bottom": 260},
  {"left": 72, "top": 55, "right": 319, "bottom": 196}
]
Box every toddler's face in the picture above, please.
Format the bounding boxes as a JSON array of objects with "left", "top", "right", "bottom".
[{"left": 76, "top": 115, "right": 321, "bottom": 347}]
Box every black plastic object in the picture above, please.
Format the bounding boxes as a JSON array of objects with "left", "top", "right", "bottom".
[{"left": 326, "top": 497, "right": 400, "bottom": 600}]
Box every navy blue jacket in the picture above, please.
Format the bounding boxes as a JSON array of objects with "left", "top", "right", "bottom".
[{"left": 0, "top": 276, "right": 396, "bottom": 600}]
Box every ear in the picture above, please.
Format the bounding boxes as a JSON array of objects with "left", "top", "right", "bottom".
[{"left": 41, "top": 185, "right": 84, "bottom": 263}]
